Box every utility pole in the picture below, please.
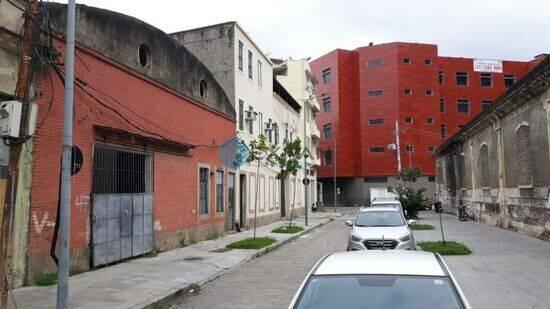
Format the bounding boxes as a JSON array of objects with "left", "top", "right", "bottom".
[
  {"left": 58, "top": 1, "right": 76, "bottom": 308},
  {"left": 395, "top": 121, "right": 402, "bottom": 173},
  {"left": 333, "top": 138, "right": 337, "bottom": 212},
  {"left": 0, "top": 2, "right": 37, "bottom": 306},
  {"left": 303, "top": 105, "right": 308, "bottom": 226}
]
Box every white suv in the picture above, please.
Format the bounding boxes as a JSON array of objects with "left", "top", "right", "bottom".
[
  {"left": 371, "top": 197, "right": 403, "bottom": 213},
  {"left": 346, "top": 207, "right": 415, "bottom": 251}
]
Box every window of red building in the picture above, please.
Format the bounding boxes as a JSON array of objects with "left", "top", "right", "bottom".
[
  {"left": 324, "top": 150, "right": 333, "bottom": 165},
  {"left": 440, "top": 125, "right": 447, "bottom": 138},
  {"left": 504, "top": 75, "right": 516, "bottom": 88},
  {"left": 480, "top": 73, "right": 493, "bottom": 87},
  {"left": 368, "top": 118, "right": 384, "bottom": 125},
  {"left": 368, "top": 90, "right": 384, "bottom": 97},
  {"left": 456, "top": 72, "right": 468, "bottom": 86},
  {"left": 457, "top": 99, "right": 470, "bottom": 114},
  {"left": 322, "top": 68, "right": 332, "bottom": 84}
]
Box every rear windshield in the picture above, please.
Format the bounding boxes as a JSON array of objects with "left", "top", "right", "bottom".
[
  {"left": 355, "top": 211, "right": 404, "bottom": 227},
  {"left": 294, "top": 274, "right": 464, "bottom": 309}
]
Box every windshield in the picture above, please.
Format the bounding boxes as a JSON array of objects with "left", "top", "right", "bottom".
[
  {"left": 355, "top": 211, "right": 405, "bottom": 227},
  {"left": 294, "top": 275, "right": 464, "bottom": 309}
]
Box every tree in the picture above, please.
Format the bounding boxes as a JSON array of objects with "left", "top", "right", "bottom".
[
  {"left": 388, "top": 166, "right": 427, "bottom": 219},
  {"left": 246, "top": 135, "right": 277, "bottom": 239},
  {"left": 398, "top": 166, "right": 423, "bottom": 183},
  {"left": 273, "top": 138, "right": 303, "bottom": 228},
  {"left": 246, "top": 136, "right": 303, "bottom": 231}
]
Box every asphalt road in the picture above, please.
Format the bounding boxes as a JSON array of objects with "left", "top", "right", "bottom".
[{"left": 169, "top": 209, "right": 357, "bottom": 309}]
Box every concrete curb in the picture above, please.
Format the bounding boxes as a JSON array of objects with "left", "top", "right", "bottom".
[{"left": 138, "top": 216, "right": 339, "bottom": 309}]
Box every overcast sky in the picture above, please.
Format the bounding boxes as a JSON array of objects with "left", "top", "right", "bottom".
[{"left": 57, "top": 0, "right": 548, "bottom": 61}]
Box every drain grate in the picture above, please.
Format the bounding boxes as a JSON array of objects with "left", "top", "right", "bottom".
[
  {"left": 209, "top": 248, "right": 233, "bottom": 253},
  {"left": 182, "top": 256, "right": 204, "bottom": 262}
]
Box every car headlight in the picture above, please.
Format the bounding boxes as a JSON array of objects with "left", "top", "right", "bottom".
[
  {"left": 350, "top": 233, "right": 362, "bottom": 242},
  {"left": 400, "top": 233, "right": 412, "bottom": 242}
]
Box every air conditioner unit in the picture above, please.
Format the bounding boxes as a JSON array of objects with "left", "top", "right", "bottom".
[
  {"left": 0, "top": 100, "right": 22, "bottom": 138},
  {"left": 387, "top": 143, "right": 397, "bottom": 150},
  {"left": 244, "top": 110, "right": 256, "bottom": 121}
]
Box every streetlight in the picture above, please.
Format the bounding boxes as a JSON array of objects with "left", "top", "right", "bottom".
[{"left": 319, "top": 133, "right": 351, "bottom": 212}]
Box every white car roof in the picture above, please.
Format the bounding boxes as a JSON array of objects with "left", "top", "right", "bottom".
[
  {"left": 314, "top": 251, "right": 446, "bottom": 277},
  {"left": 372, "top": 199, "right": 400, "bottom": 204},
  {"left": 359, "top": 206, "right": 399, "bottom": 213}
]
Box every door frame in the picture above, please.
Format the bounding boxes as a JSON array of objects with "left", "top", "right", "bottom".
[
  {"left": 239, "top": 173, "right": 247, "bottom": 228},
  {"left": 227, "top": 172, "right": 236, "bottom": 230}
]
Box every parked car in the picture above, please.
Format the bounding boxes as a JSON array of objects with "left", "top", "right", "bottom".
[
  {"left": 288, "top": 250, "right": 470, "bottom": 309},
  {"left": 346, "top": 207, "right": 415, "bottom": 250},
  {"left": 370, "top": 197, "right": 403, "bottom": 213}
]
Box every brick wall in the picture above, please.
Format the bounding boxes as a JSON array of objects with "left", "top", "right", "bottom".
[{"left": 27, "top": 39, "right": 235, "bottom": 277}]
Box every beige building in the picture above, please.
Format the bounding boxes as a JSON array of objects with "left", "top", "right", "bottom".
[
  {"left": 435, "top": 55, "right": 550, "bottom": 240},
  {"left": 273, "top": 58, "right": 322, "bottom": 207}
]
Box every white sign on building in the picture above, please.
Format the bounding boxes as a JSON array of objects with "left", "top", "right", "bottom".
[{"left": 473, "top": 59, "right": 503, "bottom": 73}]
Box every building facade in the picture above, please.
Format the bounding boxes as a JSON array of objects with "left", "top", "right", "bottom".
[
  {"left": 311, "top": 42, "right": 544, "bottom": 206},
  {"left": 172, "top": 23, "right": 310, "bottom": 228},
  {"left": 3, "top": 3, "right": 238, "bottom": 285},
  {"left": 273, "top": 58, "right": 322, "bottom": 207},
  {"left": 435, "top": 56, "right": 550, "bottom": 240}
]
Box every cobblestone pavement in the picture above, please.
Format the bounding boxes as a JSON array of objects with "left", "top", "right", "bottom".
[
  {"left": 170, "top": 208, "right": 550, "bottom": 309},
  {"left": 169, "top": 208, "right": 357, "bottom": 309}
]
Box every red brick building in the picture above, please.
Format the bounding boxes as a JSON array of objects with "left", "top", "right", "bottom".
[
  {"left": 311, "top": 42, "right": 544, "bottom": 206},
  {"left": 20, "top": 4, "right": 236, "bottom": 283}
]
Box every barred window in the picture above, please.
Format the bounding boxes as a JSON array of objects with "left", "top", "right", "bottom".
[{"left": 93, "top": 145, "right": 152, "bottom": 194}]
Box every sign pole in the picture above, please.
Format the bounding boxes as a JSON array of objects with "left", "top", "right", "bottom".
[{"left": 58, "top": 1, "right": 76, "bottom": 308}]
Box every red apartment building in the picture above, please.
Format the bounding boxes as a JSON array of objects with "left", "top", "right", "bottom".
[{"left": 311, "top": 42, "right": 544, "bottom": 206}]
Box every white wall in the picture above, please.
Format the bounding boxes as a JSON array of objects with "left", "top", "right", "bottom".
[{"left": 233, "top": 25, "right": 304, "bottom": 225}]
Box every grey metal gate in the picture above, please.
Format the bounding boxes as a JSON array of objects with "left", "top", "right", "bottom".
[
  {"left": 92, "top": 194, "right": 153, "bottom": 266},
  {"left": 91, "top": 144, "right": 153, "bottom": 267}
]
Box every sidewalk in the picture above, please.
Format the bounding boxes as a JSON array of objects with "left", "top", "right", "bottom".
[
  {"left": 10, "top": 212, "right": 341, "bottom": 309},
  {"left": 414, "top": 211, "right": 550, "bottom": 309}
]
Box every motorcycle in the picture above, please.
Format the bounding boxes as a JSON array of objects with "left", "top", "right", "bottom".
[{"left": 458, "top": 204, "right": 468, "bottom": 221}]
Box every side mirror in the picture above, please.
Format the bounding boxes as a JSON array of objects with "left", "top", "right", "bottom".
[
  {"left": 407, "top": 219, "right": 417, "bottom": 225},
  {"left": 344, "top": 220, "right": 353, "bottom": 227}
]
